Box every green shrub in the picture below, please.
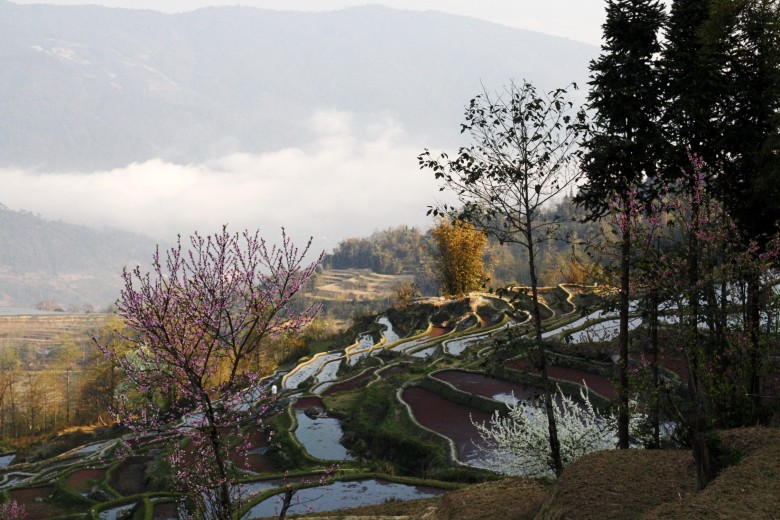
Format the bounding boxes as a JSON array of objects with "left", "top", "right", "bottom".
[{"left": 342, "top": 383, "right": 447, "bottom": 476}]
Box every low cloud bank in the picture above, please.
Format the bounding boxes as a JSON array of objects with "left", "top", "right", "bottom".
[{"left": 0, "top": 110, "right": 454, "bottom": 250}]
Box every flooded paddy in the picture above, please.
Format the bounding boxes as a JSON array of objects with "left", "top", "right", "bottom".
[
  {"left": 243, "top": 478, "right": 446, "bottom": 519},
  {"left": 152, "top": 502, "right": 178, "bottom": 519},
  {"left": 64, "top": 467, "right": 107, "bottom": 495},
  {"left": 432, "top": 369, "right": 541, "bottom": 403},
  {"left": 321, "top": 367, "right": 378, "bottom": 396},
  {"left": 314, "top": 358, "right": 344, "bottom": 384},
  {"left": 109, "top": 455, "right": 151, "bottom": 496},
  {"left": 99, "top": 503, "right": 136, "bottom": 520},
  {"left": 9, "top": 485, "right": 76, "bottom": 518},
  {"left": 0, "top": 453, "right": 15, "bottom": 467},
  {"left": 377, "top": 316, "right": 400, "bottom": 343},
  {"left": 292, "top": 397, "right": 352, "bottom": 461},
  {"left": 400, "top": 386, "right": 492, "bottom": 467},
  {"left": 508, "top": 358, "right": 617, "bottom": 400},
  {"left": 542, "top": 309, "right": 612, "bottom": 339},
  {"left": 283, "top": 352, "right": 342, "bottom": 390},
  {"left": 565, "top": 317, "right": 643, "bottom": 342},
  {"left": 346, "top": 334, "right": 376, "bottom": 365}
]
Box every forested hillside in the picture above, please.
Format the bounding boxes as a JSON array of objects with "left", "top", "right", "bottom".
[
  {"left": 0, "top": 1, "right": 595, "bottom": 170},
  {"left": 0, "top": 204, "right": 158, "bottom": 308},
  {"left": 325, "top": 195, "right": 603, "bottom": 294}
]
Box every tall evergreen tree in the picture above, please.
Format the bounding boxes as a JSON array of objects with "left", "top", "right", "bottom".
[
  {"left": 658, "top": 2, "right": 780, "bottom": 428},
  {"left": 576, "top": 0, "right": 666, "bottom": 449},
  {"left": 662, "top": 0, "right": 780, "bottom": 238},
  {"left": 710, "top": 0, "right": 780, "bottom": 416},
  {"left": 708, "top": 0, "right": 780, "bottom": 241},
  {"left": 661, "top": 0, "right": 725, "bottom": 170}
]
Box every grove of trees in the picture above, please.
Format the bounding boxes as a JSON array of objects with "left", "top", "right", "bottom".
[{"left": 421, "top": 0, "right": 780, "bottom": 488}]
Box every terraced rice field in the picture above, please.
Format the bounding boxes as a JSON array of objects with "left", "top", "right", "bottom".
[{"left": 306, "top": 268, "right": 414, "bottom": 303}]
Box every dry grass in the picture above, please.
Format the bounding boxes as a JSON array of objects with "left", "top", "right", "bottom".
[
  {"left": 307, "top": 269, "right": 414, "bottom": 303},
  {"left": 434, "top": 478, "right": 549, "bottom": 520},
  {"left": 643, "top": 427, "right": 780, "bottom": 519},
  {"left": 537, "top": 449, "right": 697, "bottom": 520}
]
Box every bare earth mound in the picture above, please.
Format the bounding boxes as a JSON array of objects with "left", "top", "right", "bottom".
[
  {"left": 536, "top": 449, "right": 697, "bottom": 520},
  {"left": 643, "top": 427, "right": 780, "bottom": 519},
  {"left": 434, "top": 478, "right": 549, "bottom": 520}
]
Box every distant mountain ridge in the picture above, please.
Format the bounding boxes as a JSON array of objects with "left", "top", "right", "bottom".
[
  {"left": 0, "top": 203, "right": 159, "bottom": 307},
  {"left": 0, "top": 1, "right": 597, "bottom": 170}
]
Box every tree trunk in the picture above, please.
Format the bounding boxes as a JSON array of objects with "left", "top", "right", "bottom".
[
  {"left": 203, "top": 398, "right": 233, "bottom": 520},
  {"left": 692, "top": 430, "right": 715, "bottom": 490},
  {"left": 686, "top": 191, "right": 716, "bottom": 487},
  {"left": 747, "top": 273, "right": 763, "bottom": 416},
  {"left": 618, "top": 223, "right": 630, "bottom": 449},
  {"left": 277, "top": 486, "right": 295, "bottom": 520},
  {"left": 651, "top": 290, "right": 660, "bottom": 449},
  {"left": 526, "top": 215, "right": 563, "bottom": 476}
]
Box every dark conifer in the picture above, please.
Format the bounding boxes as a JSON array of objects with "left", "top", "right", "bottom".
[
  {"left": 576, "top": 0, "right": 666, "bottom": 450},
  {"left": 660, "top": 0, "right": 725, "bottom": 172}
]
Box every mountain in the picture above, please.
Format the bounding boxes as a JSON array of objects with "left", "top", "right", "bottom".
[
  {"left": 0, "top": 1, "right": 597, "bottom": 170},
  {"left": 0, "top": 204, "right": 159, "bottom": 308}
]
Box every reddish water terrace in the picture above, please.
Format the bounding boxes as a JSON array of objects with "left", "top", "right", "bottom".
[
  {"left": 428, "top": 326, "right": 448, "bottom": 338},
  {"left": 9, "top": 485, "right": 73, "bottom": 519},
  {"left": 507, "top": 358, "right": 617, "bottom": 400},
  {"left": 321, "top": 367, "right": 378, "bottom": 396},
  {"left": 64, "top": 467, "right": 107, "bottom": 495},
  {"left": 432, "top": 370, "right": 542, "bottom": 403},
  {"left": 400, "top": 386, "right": 493, "bottom": 466}
]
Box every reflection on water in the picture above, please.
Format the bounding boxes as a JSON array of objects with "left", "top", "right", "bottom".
[
  {"left": 377, "top": 316, "right": 400, "bottom": 343},
  {"left": 293, "top": 410, "right": 353, "bottom": 461},
  {"left": 315, "top": 358, "right": 343, "bottom": 383},
  {"left": 284, "top": 352, "right": 342, "bottom": 390},
  {"left": 0, "top": 454, "right": 15, "bottom": 468},
  {"left": 99, "top": 503, "right": 136, "bottom": 520},
  {"left": 243, "top": 479, "right": 445, "bottom": 519},
  {"left": 443, "top": 336, "right": 482, "bottom": 356}
]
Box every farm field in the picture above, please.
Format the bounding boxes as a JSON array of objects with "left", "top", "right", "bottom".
[
  {"left": 0, "top": 313, "right": 113, "bottom": 353},
  {"left": 307, "top": 268, "right": 414, "bottom": 304}
]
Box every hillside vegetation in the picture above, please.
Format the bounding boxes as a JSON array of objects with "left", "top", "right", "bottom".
[{"left": 0, "top": 205, "right": 157, "bottom": 308}]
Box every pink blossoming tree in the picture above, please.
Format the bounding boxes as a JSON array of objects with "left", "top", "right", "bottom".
[
  {"left": 97, "top": 227, "right": 321, "bottom": 519},
  {"left": 0, "top": 501, "right": 27, "bottom": 520}
]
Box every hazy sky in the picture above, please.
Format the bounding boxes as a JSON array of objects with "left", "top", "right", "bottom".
[
  {"left": 2, "top": 1, "right": 623, "bottom": 247},
  {"left": 10, "top": 0, "right": 612, "bottom": 45}
]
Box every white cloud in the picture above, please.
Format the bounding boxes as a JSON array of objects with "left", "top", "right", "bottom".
[{"left": 0, "top": 110, "right": 454, "bottom": 250}]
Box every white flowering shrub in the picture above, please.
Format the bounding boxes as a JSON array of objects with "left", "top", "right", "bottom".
[{"left": 473, "top": 384, "right": 646, "bottom": 478}]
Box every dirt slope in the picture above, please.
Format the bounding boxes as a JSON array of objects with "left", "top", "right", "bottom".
[
  {"left": 536, "top": 449, "right": 697, "bottom": 519},
  {"left": 643, "top": 427, "right": 780, "bottom": 519}
]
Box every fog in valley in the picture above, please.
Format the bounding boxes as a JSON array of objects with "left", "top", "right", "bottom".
[{"left": 1, "top": 110, "right": 442, "bottom": 243}]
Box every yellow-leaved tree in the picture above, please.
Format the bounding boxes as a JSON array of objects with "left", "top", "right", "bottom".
[{"left": 431, "top": 219, "right": 488, "bottom": 296}]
